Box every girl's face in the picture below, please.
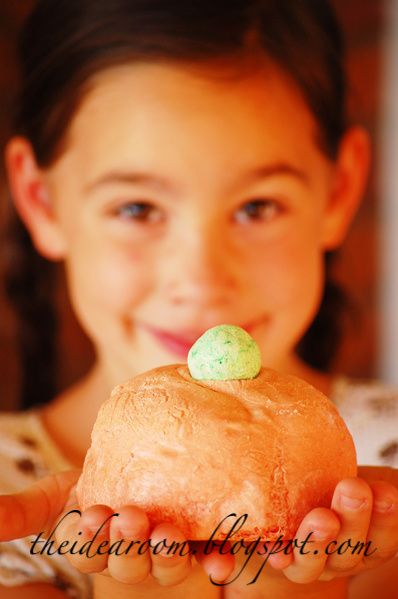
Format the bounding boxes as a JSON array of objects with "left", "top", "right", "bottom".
[{"left": 31, "top": 62, "right": 352, "bottom": 384}]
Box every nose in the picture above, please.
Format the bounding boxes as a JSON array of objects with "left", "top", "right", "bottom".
[{"left": 161, "top": 223, "right": 240, "bottom": 308}]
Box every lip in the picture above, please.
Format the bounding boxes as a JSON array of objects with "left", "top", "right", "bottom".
[
  {"left": 146, "top": 328, "right": 197, "bottom": 358},
  {"left": 141, "top": 318, "right": 263, "bottom": 359}
]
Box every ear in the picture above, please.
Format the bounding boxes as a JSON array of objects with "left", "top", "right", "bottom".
[
  {"left": 321, "top": 126, "right": 371, "bottom": 250},
  {"left": 5, "top": 137, "right": 67, "bottom": 261}
]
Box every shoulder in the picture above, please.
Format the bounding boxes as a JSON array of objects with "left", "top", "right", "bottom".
[
  {"left": 330, "top": 377, "right": 398, "bottom": 468},
  {"left": 0, "top": 410, "right": 71, "bottom": 494},
  {"left": 0, "top": 411, "right": 92, "bottom": 598},
  {"left": 332, "top": 376, "right": 398, "bottom": 409}
]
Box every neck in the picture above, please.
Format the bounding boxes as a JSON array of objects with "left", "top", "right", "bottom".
[
  {"left": 282, "top": 353, "right": 333, "bottom": 397},
  {"left": 40, "top": 361, "right": 111, "bottom": 468},
  {"left": 39, "top": 355, "right": 333, "bottom": 469}
]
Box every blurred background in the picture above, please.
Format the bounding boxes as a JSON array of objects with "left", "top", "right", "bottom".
[{"left": 0, "top": 0, "right": 395, "bottom": 411}]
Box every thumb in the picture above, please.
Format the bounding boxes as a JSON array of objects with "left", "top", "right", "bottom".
[{"left": 0, "top": 469, "right": 81, "bottom": 541}]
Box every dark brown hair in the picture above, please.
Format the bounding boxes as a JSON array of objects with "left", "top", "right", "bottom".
[{"left": 6, "top": 0, "right": 348, "bottom": 408}]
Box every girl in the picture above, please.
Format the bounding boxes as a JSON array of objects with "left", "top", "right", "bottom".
[{"left": 0, "top": 0, "right": 397, "bottom": 598}]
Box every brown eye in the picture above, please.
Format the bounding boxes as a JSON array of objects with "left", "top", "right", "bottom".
[
  {"left": 234, "top": 199, "right": 281, "bottom": 224},
  {"left": 116, "top": 202, "right": 163, "bottom": 223}
]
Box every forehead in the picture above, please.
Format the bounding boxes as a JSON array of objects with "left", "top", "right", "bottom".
[{"left": 59, "top": 60, "right": 323, "bottom": 178}]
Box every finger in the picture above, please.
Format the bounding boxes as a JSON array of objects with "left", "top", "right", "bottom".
[
  {"left": 107, "top": 505, "right": 151, "bottom": 584},
  {"left": 267, "top": 541, "right": 294, "bottom": 570},
  {"left": 56, "top": 504, "right": 114, "bottom": 574},
  {"left": 0, "top": 470, "right": 80, "bottom": 541},
  {"left": 358, "top": 465, "right": 398, "bottom": 487},
  {"left": 282, "top": 507, "right": 340, "bottom": 584},
  {"left": 78, "top": 504, "right": 115, "bottom": 573},
  {"left": 327, "top": 477, "right": 373, "bottom": 573},
  {"left": 194, "top": 540, "right": 235, "bottom": 583},
  {"left": 150, "top": 523, "right": 192, "bottom": 586},
  {"left": 362, "top": 481, "right": 398, "bottom": 567}
]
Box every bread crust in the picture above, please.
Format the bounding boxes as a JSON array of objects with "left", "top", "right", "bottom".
[{"left": 77, "top": 365, "right": 357, "bottom": 540}]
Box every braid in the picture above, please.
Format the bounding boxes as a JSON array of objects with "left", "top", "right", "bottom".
[{"left": 4, "top": 206, "right": 58, "bottom": 409}]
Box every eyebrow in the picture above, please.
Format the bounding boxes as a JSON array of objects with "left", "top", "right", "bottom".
[
  {"left": 240, "top": 163, "right": 309, "bottom": 186},
  {"left": 85, "top": 171, "right": 178, "bottom": 194},
  {"left": 84, "top": 163, "right": 309, "bottom": 194}
]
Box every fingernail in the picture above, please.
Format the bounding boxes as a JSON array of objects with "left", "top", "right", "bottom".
[
  {"left": 118, "top": 528, "right": 142, "bottom": 540},
  {"left": 374, "top": 499, "right": 397, "bottom": 513},
  {"left": 151, "top": 534, "right": 187, "bottom": 558},
  {"left": 340, "top": 495, "right": 368, "bottom": 510},
  {"left": 82, "top": 524, "right": 103, "bottom": 538},
  {"left": 114, "top": 509, "right": 148, "bottom": 541},
  {"left": 312, "top": 529, "right": 333, "bottom": 541},
  {"left": 115, "top": 521, "right": 146, "bottom": 541}
]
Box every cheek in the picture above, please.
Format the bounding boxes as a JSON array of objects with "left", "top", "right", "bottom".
[
  {"left": 64, "top": 240, "right": 152, "bottom": 330},
  {"left": 244, "top": 226, "right": 324, "bottom": 313}
]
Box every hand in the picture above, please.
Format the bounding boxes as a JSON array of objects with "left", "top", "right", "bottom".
[
  {"left": 267, "top": 467, "right": 398, "bottom": 584},
  {"left": 0, "top": 469, "right": 81, "bottom": 542},
  {"left": 0, "top": 470, "right": 235, "bottom": 587},
  {"left": 53, "top": 484, "right": 235, "bottom": 586}
]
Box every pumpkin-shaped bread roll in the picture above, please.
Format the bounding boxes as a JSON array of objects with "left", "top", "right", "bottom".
[{"left": 77, "top": 326, "right": 356, "bottom": 540}]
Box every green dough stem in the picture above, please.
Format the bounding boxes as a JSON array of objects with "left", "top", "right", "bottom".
[{"left": 187, "top": 324, "right": 262, "bottom": 380}]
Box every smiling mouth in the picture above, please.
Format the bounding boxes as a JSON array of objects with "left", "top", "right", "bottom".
[{"left": 140, "top": 318, "right": 264, "bottom": 359}]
